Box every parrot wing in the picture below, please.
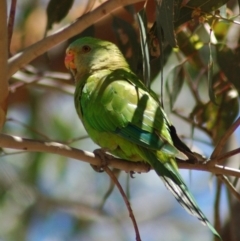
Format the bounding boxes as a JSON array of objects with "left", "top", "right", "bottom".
[{"left": 80, "top": 68, "right": 185, "bottom": 159}]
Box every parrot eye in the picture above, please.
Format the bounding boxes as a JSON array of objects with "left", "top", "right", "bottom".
[{"left": 81, "top": 45, "right": 91, "bottom": 53}]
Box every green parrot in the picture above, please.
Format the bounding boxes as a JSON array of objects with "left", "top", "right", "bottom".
[{"left": 65, "top": 37, "right": 221, "bottom": 239}]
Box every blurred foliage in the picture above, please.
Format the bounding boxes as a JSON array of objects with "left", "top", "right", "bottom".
[
  {"left": 2, "top": 0, "right": 240, "bottom": 241},
  {"left": 46, "top": 0, "right": 74, "bottom": 32}
]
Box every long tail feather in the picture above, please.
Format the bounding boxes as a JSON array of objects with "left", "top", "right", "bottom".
[
  {"left": 160, "top": 175, "right": 220, "bottom": 239},
  {"left": 140, "top": 148, "right": 222, "bottom": 240}
]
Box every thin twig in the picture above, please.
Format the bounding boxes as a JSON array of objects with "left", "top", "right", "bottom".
[
  {"left": 65, "top": 135, "right": 89, "bottom": 144},
  {"left": 98, "top": 169, "right": 121, "bottom": 210},
  {"left": 172, "top": 110, "right": 212, "bottom": 136},
  {"left": 183, "top": 66, "right": 203, "bottom": 104},
  {"left": 11, "top": 71, "right": 74, "bottom": 95},
  {"left": 211, "top": 116, "right": 240, "bottom": 160},
  {"left": 103, "top": 166, "right": 141, "bottom": 241},
  {"left": 213, "top": 148, "right": 240, "bottom": 163},
  {"left": 1, "top": 150, "right": 27, "bottom": 156},
  {"left": 218, "top": 175, "right": 240, "bottom": 202},
  {"left": 7, "top": 118, "right": 52, "bottom": 140}
]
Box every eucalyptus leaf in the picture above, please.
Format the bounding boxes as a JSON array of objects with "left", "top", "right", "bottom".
[
  {"left": 137, "top": 10, "right": 151, "bottom": 87},
  {"left": 46, "top": 0, "right": 74, "bottom": 31},
  {"left": 156, "top": 0, "right": 177, "bottom": 47},
  {"left": 175, "top": 0, "right": 229, "bottom": 27},
  {"left": 112, "top": 16, "right": 140, "bottom": 74},
  {"left": 166, "top": 64, "right": 184, "bottom": 109}
]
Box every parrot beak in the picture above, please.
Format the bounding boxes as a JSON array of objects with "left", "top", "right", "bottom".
[{"left": 64, "top": 50, "right": 76, "bottom": 70}]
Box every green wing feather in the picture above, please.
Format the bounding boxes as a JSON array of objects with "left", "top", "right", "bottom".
[{"left": 77, "top": 68, "right": 184, "bottom": 158}]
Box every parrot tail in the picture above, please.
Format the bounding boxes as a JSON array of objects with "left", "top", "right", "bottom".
[
  {"left": 160, "top": 175, "right": 221, "bottom": 239},
  {"left": 139, "top": 147, "right": 222, "bottom": 240}
]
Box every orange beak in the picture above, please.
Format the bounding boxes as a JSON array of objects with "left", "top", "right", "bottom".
[{"left": 64, "top": 50, "right": 76, "bottom": 69}]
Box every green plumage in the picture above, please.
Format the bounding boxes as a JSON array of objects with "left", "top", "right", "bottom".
[{"left": 65, "top": 37, "right": 221, "bottom": 239}]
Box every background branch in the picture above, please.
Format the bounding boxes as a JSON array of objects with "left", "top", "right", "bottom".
[
  {"left": 211, "top": 116, "right": 240, "bottom": 160},
  {"left": 7, "top": 0, "right": 144, "bottom": 79},
  {"left": 104, "top": 166, "right": 141, "bottom": 241},
  {"left": 218, "top": 175, "right": 240, "bottom": 202}
]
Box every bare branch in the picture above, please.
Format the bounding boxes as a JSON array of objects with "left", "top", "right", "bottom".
[
  {"left": 104, "top": 166, "right": 141, "bottom": 241},
  {"left": 0, "top": 0, "right": 9, "bottom": 130},
  {"left": 218, "top": 175, "right": 240, "bottom": 202},
  {"left": 214, "top": 148, "right": 240, "bottom": 163},
  {"left": 0, "top": 133, "right": 150, "bottom": 173},
  {"left": 7, "top": 0, "right": 144, "bottom": 79},
  {"left": 98, "top": 169, "right": 121, "bottom": 210},
  {"left": 211, "top": 116, "right": 240, "bottom": 160},
  {"left": 1, "top": 133, "right": 240, "bottom": 178}
]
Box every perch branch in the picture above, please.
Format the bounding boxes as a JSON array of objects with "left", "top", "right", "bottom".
[{"left": 1, "top": 133, "right": 240, "bottom": 178}]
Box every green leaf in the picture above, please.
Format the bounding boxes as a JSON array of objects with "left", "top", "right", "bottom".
[
  {"left": 46, "top": 0, "right": 74, "bottom": 31},
  {"left": 216, "top": 45, "right": 240, "bottom": 93},
  {"left": 208, "top": 40, "right": 218, "bottom": 104},
  {"left": 112, "top": 16, "right": 141, "bottom": 74},
  {"left": 156, "top": 0, "right": 177, "bottom": 47},
  {"left": 137, "top": 9, "right": 151, "bottom": 88},
  {"left": 190, "top": 74, "right": 239, "bottom": 141},
  {"left": 176, "top": 30, "right": 204, "bottom": 69},
  {"left": 175, "top": 0, "right": 229, "bottom": 27},
  {"left": 213, "top": 21, "right": 229, "bottom": 41},
  {"left": 165, "top": 64, "right": 184, "bottom": 109}
]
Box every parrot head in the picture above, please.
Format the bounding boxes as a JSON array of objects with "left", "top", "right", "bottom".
[{"left": 65, "top": 37, "right": 129, "bottom": 81}]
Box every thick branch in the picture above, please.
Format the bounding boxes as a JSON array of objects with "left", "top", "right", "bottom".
[
  {"left": 7, "top": 0, "right": 144, "bottom": 79},
  {"left": 0, "top": 0, "right": 9, "bottom": 129},
  {"left": 1, "top": 133, "right": 240, "bottom": 178}
]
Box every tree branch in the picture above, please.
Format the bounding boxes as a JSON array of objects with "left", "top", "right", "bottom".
[
  {"left": 0, "top": 133, "right": 150, "bottom": 173},
  {"left": 7, "top": 0, "right": 144, "bottom": 79},
  {"left": 104, "top": 166, "right": 141, "bottom": 241},
  {"left": 211, "top": 116, "right": 240, "bottom": 160},
  {"left": 218, "top": 175, "right": 240, "bottom": 202},
  {"left": 1, "top": 133, "right": 240, "bottom": 178},
  {"left": 0, "top": 0, "right": 9, "bottom": 130}
]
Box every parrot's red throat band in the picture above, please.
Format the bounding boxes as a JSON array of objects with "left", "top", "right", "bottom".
[{"left": 65, "top": 50, "right": 76, "bottom": 70}]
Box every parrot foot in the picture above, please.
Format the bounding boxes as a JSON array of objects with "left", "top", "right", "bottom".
[
  {"left": 92, "top": 148, "right": 111, "bottom": 172},
  {"left": 130, "top": 171, "right": 135, "bottom": 178}
]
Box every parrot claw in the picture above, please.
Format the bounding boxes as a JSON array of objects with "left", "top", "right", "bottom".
[
  {"left": 91, "top": 148, "right": 111, "bottom": 172},
  {"left": 90, "top": 164, "right": 105, "bottom": 173},
  {"left": 130, "top": 171, "right": 135, "bottom": 178}
]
